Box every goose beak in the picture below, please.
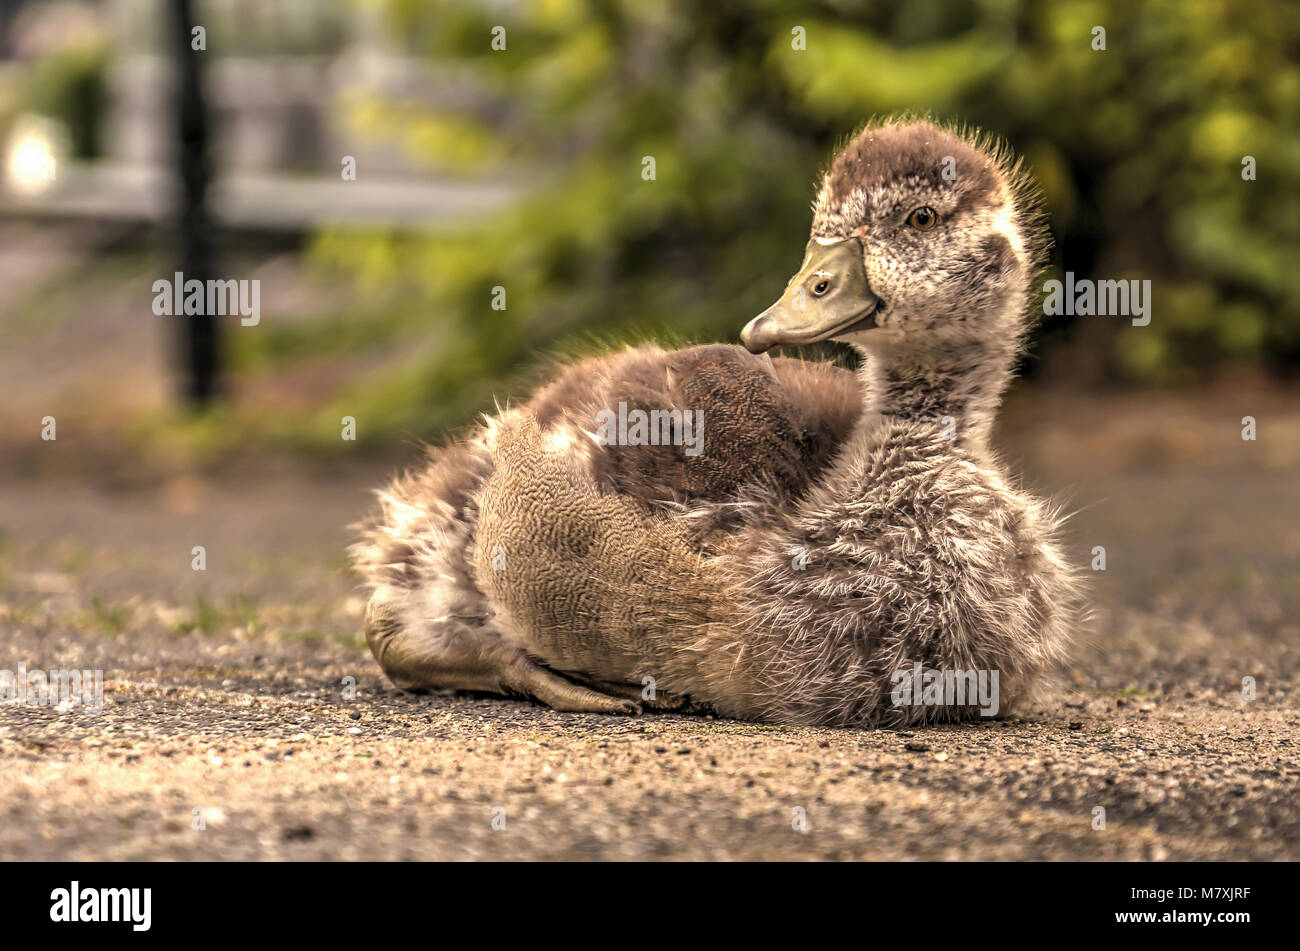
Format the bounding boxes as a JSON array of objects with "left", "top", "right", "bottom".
[{"left": 741, "top": 237, "right": 880, "bottom": 354}]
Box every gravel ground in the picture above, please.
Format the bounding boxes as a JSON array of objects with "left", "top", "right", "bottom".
[{"left": 1, "top": 386, "right": 1297, "bottom": 861}]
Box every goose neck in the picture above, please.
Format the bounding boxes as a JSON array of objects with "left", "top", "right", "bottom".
[{"left": 852, "top": 338, "right": 1015, "bottom": 455}]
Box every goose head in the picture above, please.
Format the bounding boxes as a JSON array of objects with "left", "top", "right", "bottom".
[{"left": 741, "top": 119, "right": 1044, "bottom": 356}]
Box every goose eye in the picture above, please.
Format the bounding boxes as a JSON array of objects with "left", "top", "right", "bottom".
[
  {"left": 907, "top": 206, "right": 938, "bottom": 231},
  {"left": 812, "top": 278, "right": 831, "bottom": 296}
]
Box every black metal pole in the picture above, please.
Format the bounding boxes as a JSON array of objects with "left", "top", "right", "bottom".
[{"left": 169, "top": 0, "right": 219, "bottom": 405}]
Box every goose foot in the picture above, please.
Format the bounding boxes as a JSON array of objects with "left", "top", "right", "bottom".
[
  {"left": 503, "top": 656, "right": 643, "bottom": 716},
  {"left": 365, "top": 595, "right": 642, "bottom": 715},
  {"left": 582, "top": 679, "right": 695, "bottom": 712}
]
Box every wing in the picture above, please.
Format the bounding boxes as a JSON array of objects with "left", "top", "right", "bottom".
[{"left": 525, "top": 343, "right": 861, "bottom": 508}]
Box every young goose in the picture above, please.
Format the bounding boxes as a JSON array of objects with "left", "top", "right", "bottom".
[
  {"left": 352, "top": 343, "right": 861, "bottom": 713},
  {"left": 353, "top": 118, "right": 1080, "bottom": 725}
]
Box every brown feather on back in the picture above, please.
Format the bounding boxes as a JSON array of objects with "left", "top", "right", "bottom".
[{"left": 524, "top": 343, "right": 860, "bottom": 508}]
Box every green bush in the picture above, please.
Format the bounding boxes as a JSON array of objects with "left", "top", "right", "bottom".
[
  {"left": 294, "top": 0, "right": 1298, "bottom": 440},
  {"left": 22, "top": 44, "right": 107, "bottom": 159}
]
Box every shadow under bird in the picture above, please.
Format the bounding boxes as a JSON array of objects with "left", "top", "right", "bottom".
[{"left": 352, "top": 118, "right": 1081, "bottom": 727}]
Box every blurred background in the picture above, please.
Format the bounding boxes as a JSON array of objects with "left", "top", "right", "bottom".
[{"left": 0, "top": 0, "right": 1296, "bottom": 650}]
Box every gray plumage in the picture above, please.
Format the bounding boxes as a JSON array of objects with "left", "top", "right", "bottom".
[{"left": 351, "top": 117, "right": 1081, "bottom": 726}]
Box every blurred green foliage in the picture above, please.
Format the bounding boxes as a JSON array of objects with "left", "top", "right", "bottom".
[
  {"left": 284, "top": 0, "right": 1298, "bottom": 444},
  {"left": 21, "top": 44, "right": 107, "bottom": 159}
]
